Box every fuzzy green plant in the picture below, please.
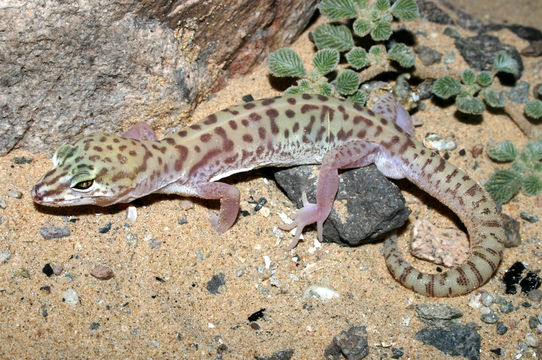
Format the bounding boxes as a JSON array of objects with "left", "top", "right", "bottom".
[
  {"left": 485, "top": 137, "right": 542, "bottom": 203},
  {"left": 268, "top": 0, "right": 419, "bottom": 105},
  {"left": 432, "top": 52, "right": 515, "bottom": 114}
]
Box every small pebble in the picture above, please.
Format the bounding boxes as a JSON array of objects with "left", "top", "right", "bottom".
[
  {"left": 0, "top": 249, "right": 12, "bottom": 264},
  {"left": 90, "top": 265, "right": 115, "bottom": 280},
  {"left": 177, "top": 218, "right": 188, "bottom": 225},
  {"left": 522, "top": 301, "right": 532, "bottom": 308},
  {"left": 40, "top": 226, "right": 70, "bottom": 240},
  {"left": 12, "top": 156, "right": 33, "bottom": 164},
  {"left": 423, "top": 133, "right": 457, "bottom": 151},
  {"left": 40, "top": 305, "right": 48, "bottom": 317},
  {"left": 42, "top": 264, "right": 54, "bottom": 277},
  {"left": 98, "top": 222, "right": 112, "bottom": 234},
  {"left": 126, "top": 206, "right": 137, "bottom": 222},
  {"left": 63, "top": 288, "right": 79, "bottom": 305},
  {"left": 479, "top": 306, "right": 491, "bottom": 315},
  {"left": 304, "top": 285, "right": 340, "bottom": 300},
  {"left": 496, "top": 322, "right": 508, "bottom": 335},
  {"left": 0, "top": 198, "right": 6, "bottom": 209},
  {"left": 52, "top": 264, "right": 64, "bottom": 275},
  {"left": 529, "top": 315, "right": 539, "bottom": 329},
  {"left": 481, "top": 292, "right": 495, "bottom": 306},
  {"left": 235, "top": 268, "right": 245, "bottom": 277},
  {"left": 499, "top": 301, "right": 514, "bottom": 314},
  {"left": 89, "top": 322, "right": 101, "bottom": 330},
  {"left": 520, "top": 212, "right": 539, "bottom": 223},
  {"left": 470, "top": 144, "right": 483, "bottom": 158},
  {"left": 525, "top": 333, "right": 538, "bottom": 347},
  {"left": 481, "top": 313, "right": 499, "bottom": 324},
  {"left": 6, "top": 189, "right": 22, "bottom": 199}
]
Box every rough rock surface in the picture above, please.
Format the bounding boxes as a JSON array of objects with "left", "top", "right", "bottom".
[
  {"left": 274, "top": 164, "right": 410, "bottom": 246},
  {"left": 0, "top": 0, "right": 318, "bottom": 155}
]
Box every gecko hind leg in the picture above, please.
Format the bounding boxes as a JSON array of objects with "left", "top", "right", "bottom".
[{"left": 280, "top": 141, "right": 381, "bottom": 249}]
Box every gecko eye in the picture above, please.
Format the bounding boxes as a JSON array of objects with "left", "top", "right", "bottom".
[{"left": 72, "top": 179, "right": 94, "bottom": 191}]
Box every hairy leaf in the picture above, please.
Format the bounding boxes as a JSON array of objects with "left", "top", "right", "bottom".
[
  {"left": 268, "top": 49, "right": 306, "bottom": 77},
  {"left": 336, "top": 69, "right": 360, "bottom": 95},
  {"left": 346, "top": 47, "right": 370, "bottom": 69},
  {"left": 371, "top": 21, "right": 392, "bottom": 41},
  {"left": 523, "top": 174, "right": 542, "bottom": 196},
  {"left": 348, "top": 91, "right": 367, "bottom": 106},
  {"left": 319, "top": 82, "right": 334, "bottom": 96},
  {"left": 461, "top": 69, "right": 476, "bottom": 85},
  {"left": 481, "top": 88, "right": 506, "bottom": 108},
  {"left": 432, "top": 76, "right": 461, "bottom": 99},
  {"left": 525, "top": 99, "right": 542, "bottom": 119},
  {"left": 485, "top": 169, "right": 523, "bottom": 203},
  {"left": 313, "top": 24, "right": 354, "bottom": 52},
  {"left": 525, "top": 139, "right": 542, "bottom": 162},
  {"left": 487, "top": 140, "right": 518, "bottom": 162},
  {"left": 353, "top": 18, "right": 373, "bottom": 38},
  {"left": 387, "top": 43, "right": 415, "bottom": 68},
  {"left": 477, "top": 71, "right": 493, "bottom": 87},
  {"left": 493, "top": 51, "right": 519, "bottom": 77},
  {"left": 456, "top": 95, "right": 485, "bottom": 114},
  {"left": 375, "top": 0, "right": 390, "bottom": 11},
  {"left": 319, "top": 0, "right": 358, "bottom": 20},
  {"left": 369, "top": 45, "right": 385, "bottom": 57},
  {"left": 390, "top": 0, "right": 419, "bottom": 21},
  {"left": 313, "top": 48, "right": 340, "bottom": 75}
]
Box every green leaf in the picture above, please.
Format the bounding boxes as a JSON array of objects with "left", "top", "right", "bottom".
[
  {"left": 461, "top": 69, "right": 476, "bottom": 85},
  {"left": 319, "top": 0, "right": 358, "bottom": 20},
  {"left": 336, "top": 69, "right": 360, "bottom": 95},
  {"left": 477, "top": 71, "right": 493, "bottom": 87},
  {"left": 432, "top": 76, "right": 462, "bottom": 99},
  {"left": 390, "top": 0, "right": 419, "bottom": 21},
  {"left": 375, "top": 0, "right": 390, "bottom": 11},
  {"left": 268, "top": 49, "right": 306, "bottom": 77},
  {"left": 371, "top": 21, "right": 392, "bottom": 41},
  {"left": 480, "top": 88, "right": 506, "bottom": 108},
  {"left": 312, "top": 24, "right": 354, "bottom": 52},
  {"left": 487, "top": 140, "right": 518, "bottom": 162},
  {"left": 525, "top": 140, "right": 542, "bottom": 161},
  {"left": 456, "top": 94, "right": 485, "bottom": 114},
  {"left": 353, "top": 18, "right": 373, "bottom": 38},
  {"left": 284, "top": 86, "right": 303, "bottom": 94},
  {"left": 525, "top": 99, "right": 542, "bottom": 119},
  {"left": 493, "top": 51, "right": 519, "bottom": 77},
  {"left": 387, "top": 43, "right": 415, "bottom": 68},
  {"left": 313, "top": 48, "right": 340, "bottom": 75},
  {"left": 353, "top": 0, "right": 368, "bottom": 8},
  {"left": 485, "top": 169, "right": 523, "bottom": 203},
  {"left": 369, "top": 45, "right": 385, "bottom": 57},
  {"left": 346, "top": 47, "right": 370, "bottom": 69},
  {"left": 348, "top": 91, "right": 367, "bottom": 106},
  {"left": 319, "top": 82, "right": 334, "bottom": 96},
  {"left": 523, "top": 174, "right": 542, "bottom": 196}
]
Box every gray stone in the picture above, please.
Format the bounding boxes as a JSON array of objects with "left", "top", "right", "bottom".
[
  {"left": 415, "top": 303, "right": 463, "bottom": 328},
  {"left": 415, "top": 324, "right": 481, "bottom": 360},
  {"left": 454, "top": 35, "right": 524, "bottom": 79},
  {"left": 324, "top": 325, "right": 369, "bottom": 360},
  {"left": 0, "top": 0, "right": 318, "bottom": 155},
  {"left": 274, "top": 164, "right": 409, "bottom": 246}
]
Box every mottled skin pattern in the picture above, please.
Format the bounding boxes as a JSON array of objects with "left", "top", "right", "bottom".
[{"left": 32, "top": 94, "right": 504, "bottom": 297}]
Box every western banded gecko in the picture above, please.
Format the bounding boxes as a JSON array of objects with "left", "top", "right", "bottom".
[{"left": 32, "top": 93, "right": 504, "bottom": 297}]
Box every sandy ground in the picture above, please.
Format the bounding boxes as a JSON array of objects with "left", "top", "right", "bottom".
[{"left": 1, "top": 3, "right": 542, "bottom": 360}]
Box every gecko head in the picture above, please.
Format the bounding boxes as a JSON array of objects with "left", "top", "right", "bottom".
[{"left": 32, "top": 134, "right": 150, "bottom": 207}]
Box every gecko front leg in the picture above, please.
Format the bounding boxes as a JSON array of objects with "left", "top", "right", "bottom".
[{"left": 280, "top": 141, "right": 381, "bottom": 249}]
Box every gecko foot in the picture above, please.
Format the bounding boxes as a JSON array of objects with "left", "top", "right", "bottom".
[{"left": 279, "top": 192, "right": 326, "bottom": 249}]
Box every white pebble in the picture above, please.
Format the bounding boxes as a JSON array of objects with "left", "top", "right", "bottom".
[
  {"left": 0, "top": 249, "right": 11, "bottom": 263},
  {"left": 303, "top": 285, "right": 340, "bottom": 300},
  {"left": 63, "top": 288, "right": 79, "bottom": 305},
  {"left": 126, "top": 206, "right": 137, "bottom": 222}
]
